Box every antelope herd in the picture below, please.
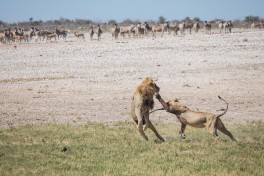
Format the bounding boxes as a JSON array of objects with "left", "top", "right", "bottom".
[{"left": 0, "top": 20, "right": 263, "bottom": 45}]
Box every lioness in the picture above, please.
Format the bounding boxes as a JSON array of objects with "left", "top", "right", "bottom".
[
  {"left": 131, "top": 78, "right": 165, "bottom": 141},
  {"left": 154, "top": 93, "right": 236, "bottom": 141}
]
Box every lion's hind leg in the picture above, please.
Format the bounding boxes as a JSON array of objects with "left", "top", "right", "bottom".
[
  {"left": 216, "top": 119, "right": 236, "bottom": 141},
  {"left": 143, "top": 115, "right": 150, "bottom": 131},
  {"left": 135, "top": 109, "right": 149, "bottom": 141},
  {"left": 138, "top": 120, "right": 149, "bottom": 141},
  {"left": 148, "top": 121, "right": 165, "bottom": 142},
  {"left": 208, "top": 116, "right": 219, "bottom": 140}
]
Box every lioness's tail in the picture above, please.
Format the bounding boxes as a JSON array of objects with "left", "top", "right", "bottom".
[
  {"left": 216, "top": 95, "right": 228, "bottom": 118},
  {"left": 149, "top": 108, "right": 164, "bottom": 114}
]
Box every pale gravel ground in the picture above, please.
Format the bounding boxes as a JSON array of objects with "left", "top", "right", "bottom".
[{"left": 0, "top": 29, "right": 264, "bottom": 127}]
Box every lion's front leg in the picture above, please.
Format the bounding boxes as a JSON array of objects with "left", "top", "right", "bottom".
[{"left": 179, "top": 123, "right": 187, "bottom": 139}]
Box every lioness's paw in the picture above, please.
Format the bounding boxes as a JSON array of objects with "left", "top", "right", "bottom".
[
  {"left": 155, "top": 93, "right": 161, "bottom": 99},
  {"left": 179, "top": 133, "right": 186, "bottom": 139}
]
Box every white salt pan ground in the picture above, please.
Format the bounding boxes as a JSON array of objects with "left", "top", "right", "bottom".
[{"left": 0, "top": 29, "right": 264, "bottom": 127}]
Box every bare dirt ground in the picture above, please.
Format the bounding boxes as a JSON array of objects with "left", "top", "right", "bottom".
[{"left": 1, "top": 29, "right": 264, "bottom": 127}]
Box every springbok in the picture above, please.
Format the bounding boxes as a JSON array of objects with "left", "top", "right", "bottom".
[{"left": 74, "top": 32, "right": 85, "bottom": 40}]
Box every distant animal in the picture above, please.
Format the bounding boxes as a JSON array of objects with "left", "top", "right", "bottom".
[
  {"left": 181, "top": 21, "right": 200, "bottom": 34},
  {"left": 204, "top": 21, "right": 212, "bottom": 34},
  {"left": 55, "top": 28, "right": 67, "bottom": 40},
  {"left": 111, "top": 24, "right": 120, "bottom": 40},
  {"left": 89, "top": 26, "right": 94, "bottom": 41},
  {"left": 35, "top": 30, "right": 53, "bottom": 42},
  {"left": 4, "top": 29, "right": 14, "bottom": 44},
  {"left": 134, "top": 23, "right": 144, "bottom": 38},
  {"left": 219, "top": 21, "right": 224, "bottom": 34},
  {"left": 143, "top": 22, "right": 152, "bottom": 36},
  {"left": 223, "top": 21, "right": 233, "bottom": 33},
  {"left": 152, "top": 22, "right": 169, "bottom": 37},
  {"left": 184, "top": 21, "right": 194, "bottom": 34},
  {"left": 119, "top": 24, "right": 135, "bottom": 38},
  {"left": 168, "top": 23, "right": 179, "bottom": 36},
  {"left": 74, "top": 32, "right": 85, "bottom": 40},
  {"left": 95, "top": 25, "right": 103, "bottom": 41},
  {"left": 251, "top": 22, "right": 262, "bottom": 29},
  {"left": 154, "top": 93, "right": 236, "bottom": 141},
  {"left": 0, "top": 32, "right": 5, "bottom": 44},
  {"left": 46, "top": 33, "right": 57, "bottom": 42},
  {"left": 192, "top": 21, "right": 200, "bottom": 33},
  {"left": 178, "top": 22, "right": 186, "bottom": 35},
  {"left": 131, "top": 78, "right": 165, "bottom": 142}
]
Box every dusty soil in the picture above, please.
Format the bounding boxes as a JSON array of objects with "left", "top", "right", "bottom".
[{"left": 1, "top": 29, "right": 264, "bottom": 127}]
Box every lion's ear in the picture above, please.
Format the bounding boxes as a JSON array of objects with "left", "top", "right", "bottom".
[
  {"left": 145, "top": 77, "right": 154, "bottom": 83},
  {"left": 153, "top": 77, "right": 158, "bottom": 82}
]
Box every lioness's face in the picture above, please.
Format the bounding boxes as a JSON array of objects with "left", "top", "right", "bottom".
[{"left": 167, "top": 99, "right": 187, "bottom": 113}]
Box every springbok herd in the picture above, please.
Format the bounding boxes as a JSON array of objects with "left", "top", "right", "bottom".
[{"left": 0, "top": 21, "right": 263, "bottom": 45}]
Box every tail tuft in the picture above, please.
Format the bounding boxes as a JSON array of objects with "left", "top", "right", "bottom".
[{"left": 218, "top": 95, "right": 222, "bottom": 99}]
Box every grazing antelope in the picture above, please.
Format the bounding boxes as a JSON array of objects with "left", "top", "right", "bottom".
[{"left": 74, "top": 32, "right": 85, "bottom": 40}]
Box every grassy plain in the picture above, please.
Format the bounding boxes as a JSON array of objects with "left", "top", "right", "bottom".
[{"left": 0, "top": 122, "right": 263, "bottom": 176}]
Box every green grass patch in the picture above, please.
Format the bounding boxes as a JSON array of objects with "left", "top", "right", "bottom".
[{"left": 0, "top": 121, "right": 263, "bottom": 176}]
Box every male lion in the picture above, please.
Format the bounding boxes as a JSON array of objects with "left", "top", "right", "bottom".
[
  {"left": 131, "top": 78, "right": 165, "bottom": 141},
  {"left": 154, "top": 93, "right": 236, "bottom": 141}
]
